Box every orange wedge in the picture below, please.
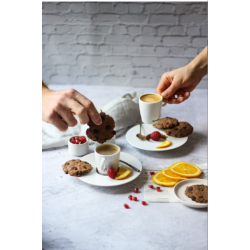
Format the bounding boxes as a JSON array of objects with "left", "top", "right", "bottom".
[
  {"left": 161, "top": 168, "right": 187, "bottom": 181},
  {"left": 115, "top": 166, "right": 131, "bottom": 180},
  {"left": 156, "top": 140, "right": 171, "bottom": 149},
  {"left": 151, "top": 172, "right": 179, "bottom": 186},
  {"left": 169, "top": 162, "right": 202, "bottom": 177}
]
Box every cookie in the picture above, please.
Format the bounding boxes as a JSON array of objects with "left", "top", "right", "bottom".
[
  {"left": 86, "top": 112, "right": 116, "bottom": 144},
  {"left": 165, "top": 121, "right": 193, "bottom": 138},
  {"left": 185, "top": 184, "right": 208, "bottom": 203},
  {"left": 153, "top": 117, "right": 179, "bottom": 129},
  {"left": 62, "top": 159, "right": 92, "bottom": 177}
]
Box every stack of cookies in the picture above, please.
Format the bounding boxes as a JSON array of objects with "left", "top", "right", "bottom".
[{"left": 153, "top": 117, "right": 193, "bottom": 138}]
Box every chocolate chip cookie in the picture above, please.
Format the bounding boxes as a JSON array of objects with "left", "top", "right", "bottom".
[
  {"left": 185, "top": 184, "right": 208, "bottom": 203},
  {"left": 153, "top": 117, "right": 179, "bottom": 129},
  {"left": 62, "top": 159, "right": 92, "bottom": 177},
  {"left": 165, "top": 121, "right": 193, "bottom": 138},
  {"left": 86, "top": 112, "right": 116, "bottom": 144}
]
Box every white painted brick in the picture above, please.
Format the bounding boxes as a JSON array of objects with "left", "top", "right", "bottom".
[
  {"left": 57, "top": 44, "right": 71, "bottom": 53},
  {"left": 77, "top": 55, "right": 103, "bottom": 65},
  {"left": 155, "top": 47, "right": 169, "bottom": 56},
  {"left": 103, "top": 76, "right": 129, "bottom": 85},
  {"left": 71, "top": 25, "right": 111, "bottom": 35},
  {"left": 127, "top": 26, "right": 141, "bottom": 35},
  {"left": 175, "top": 3, "right": 207, "bottom": 14},
  {"left": 70, "top": 65, "right": 82, "bottom": 74},
  {"left": 157, "top": 26, "right": 170, "bottom": 35},
  {"left": 152, "top": 68, "right": 165, "bottom": 77},
  {"left": 168, "top": 47, "right": 185, "bottom": 56},
  {"left": 186, "top": 26, "right": 200, "bottom": 36},
  {"left": 42, "top": 14, "right": 62, "bottom": 24},
  {"left": 97, "top": 66, "right": 110, "bottom": 75},
  {"left": 149, "top": 15, "right": 176, "bottom": 24},
  {"left": 92, "top": 14, "right": 119, "bottom": 23},
  {"left": 142, "top": 26, "right": 156, "bottom": 35},
  {"left": 85, "top": 45, "right": 99, "bottom": 54},
  {"left": 135, "top": 36, "right": 161, "bottom": 46},
  {"left": 130, "top": 78, "right": 155, "bottom": 87},
  {"left": 111, "top": 46, "right": 126, "bottom": 54},
  {"left": 190, "top": 3, "right": 208, "bottom": 14},
  {"left": 162, "top": 36, "right": 189, "bottom": 46},
  {"left": 180, "top": 15, "right": 207, "bottom": 25},
  {"left": 76, "top": 76, "right": 103, "bottom": 85},
  {"left": 132, "top": 67, "right": 152, "bottom": 77},
  {"left": 106, "top": 35, "right": 133, "bottom": 45},
  {"left": 132, "top": 57, "right": 159, "bottom": 67},
  {"left": 127, "top": 46, "right": 140, "bottom": 55},
  {"left": 145, "top": 3, "right": 174, "bottom": 13},
  {"left": 55, "top": 65, "right": 71, "bottom": 74},
  {"left": 128, "top": 3, "right": 144, "bottom": 14},
  {"left": 113, "top": 3, "right": 128, "bottom": 14},
  {"left": 71, "top": 3, "right": 85, "bottom": 13},
  {"left": 82, "top": 65, "right": 97, "bottom": 76},
  {"left": 99, "top": 45, "right": 110, "bottom": 54},
  {"left": 110, "top": 65, "right": 124, "bottom": 75},
  {"left": 161, "top": 57, "right": 190, "bottom": 68},
  {"left": 120, "top": 15, "right": 147, "bottom": 24},
  {"left": 170, "top": 26, "right": 185, "bottom": 36},
  {"left": 42, "top": 3, "right": 57, "bottom": 13},
  {"left": 112, "top": 24, "right": 127, "bottom": 34},
  {"left": 50, "top": 75, "right": 75, "bottom": 84},
  {"left": 141, "top": 46, "right": 155, "bottom": 55},
  {"left": 62, "top": 14, "right": 91, "bottom": 23},
  {"left": 43, "top": 44, "right": 58, "bottom": 53},
  {"left": 99, "top": 3, "right": 113, "bottom": 12},
  {"left": 201, "top": 24, "right": 208, "bottom": 36},
  {"left": 85, "top": 3, "right": 98, "bottom": 14},
  {"left": 192, "top": 37, "right": 207, "bottom": 48},
  {"left": 43, "top": 25, "right": 70, "bottom": 34},
  {"left": 105, "top": 56, "right": 130, "bottom": 65},
  {"left": 57, "top": 3, "right": 71, "bottom": 13},
  {"left": 42, "top": 34, "right": 49, "bottom": 43},
  {"left": 184, "top": 47, "right": 198, "bottom": 56},
  {"left": 76, "top": 35, "right": 103, "bottom": 44},
  {"left": 49, "top": 34, "right": 76, "bottom": 44},
  {"left": 49, "top": 55, "right": 76, "bottom": 64},
  {"left": 71, "top": 44, "right": 85, "bottom": 53}
]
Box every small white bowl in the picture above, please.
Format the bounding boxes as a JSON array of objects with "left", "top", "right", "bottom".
[
  {"left": 68, "top": 136, "right": 89, "bottom": 157},
  {"left": 94, "top": 135, "right": 116, "bottom": 147}
]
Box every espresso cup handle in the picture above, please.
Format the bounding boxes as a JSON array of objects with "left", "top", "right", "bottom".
[
  {"left": 162, "top": 102, "right": 167, "bottom": 107},
  {"left": 100, "top": 158, "right": 106, "bottom": 172}
]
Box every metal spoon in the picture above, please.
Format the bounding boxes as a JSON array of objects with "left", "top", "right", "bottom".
[{"left": 136, "top": 121, "right": 145, "bottom": 140}]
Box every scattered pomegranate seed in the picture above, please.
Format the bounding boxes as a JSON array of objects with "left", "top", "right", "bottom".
[
  {"left": 150, "top": 172, "right": 155, "bottom": 175},
  {"left": 128, "top": 195, "right": 133, "bottom": 200},
  {"left": 134, "top": 188, "right": 139, "bottom": 193},
  {"left": 124, "top": 204, "right": 129, "bottom": 209},
  {"left": 132, "top": 197, "right": 138, "bottom": 201},
  {"left": 142, "top": 201, "right": 147, "bottom": 206},
  {"left": 148, "top": 185, "right": 154, "bottom": 189},
  {"left": 157, "top": 187, "right": 161, "bottom": 192}
]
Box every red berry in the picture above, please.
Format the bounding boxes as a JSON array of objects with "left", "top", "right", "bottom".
[
  {"left": 148, "top": 185, "right": 154, "bottom": 189},
  {"left": 150, "top": 172, "right": 155, "bottom": 175},
  {"left": 128, "top": 195, "right": 133, "bottom": 200},
  {"left": 132, "top": 197, "right": 137, "bottom": 201},
  {"left": 142, "top": 201, "right": 147, "bottom": 206},
  {"left": 75, "top": 136, "right": 79, "bottom": 140},
  {"left": 150, "top": 131, "right": 161, "bottom": 141},
  {"left": 108, "top": 168, "right": 118, "bottom": 179},
  {"left": 71, "top": 139, "right": 75, "bottom": 144},
  {"left": 157, "top": 187, "right": 161, "bottom": 192},
  {"left": 80, "top": 136, "right": 86, "bottom": 143},
  {"left": 75, "top": 140, "right": 79, "bottom": 144},
  {"left": 124, "top": 204, "right": 129, "bottom": 209},
  {"left": 134, "top": 188, "right": 139, "bottom": 193}
]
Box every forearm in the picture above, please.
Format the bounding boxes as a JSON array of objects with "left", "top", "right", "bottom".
[
  {"left": 188, "top": 46, "right": 208, "bottom": 78},
  {"left": 42, "top": 82, "right": 52, "bottom": 95}
]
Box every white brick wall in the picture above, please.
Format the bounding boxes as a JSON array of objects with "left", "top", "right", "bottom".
[{"left": 42, "top": 2, "right": 208, "bottom": 88}]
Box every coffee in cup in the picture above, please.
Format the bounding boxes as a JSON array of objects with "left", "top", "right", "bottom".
[
  {"left": 140, "top": 94, "right": 162, "bottom": 103},
  {"left": 96, "top": 144, "right": 119, "bottom": 155}
]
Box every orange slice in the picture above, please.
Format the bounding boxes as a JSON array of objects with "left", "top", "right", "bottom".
[
  {"left": 169, "top": 162, "right": 202, "bottom": 177},
  {"left": 151, "top": 172, "right": 179, "bottom": 186},
  {"left": 161, "top": 168, "right": 187, "bottom": 181},
  {"left": 115, "top": 166, "right": 131, "bottom": 180},
  {"left": 156, "top": 140, "right": 171, "bottom": 149}
]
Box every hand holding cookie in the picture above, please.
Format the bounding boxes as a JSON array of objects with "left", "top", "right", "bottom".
[{"left": 42, "top": 83, "right": 102, "bottom": 131}]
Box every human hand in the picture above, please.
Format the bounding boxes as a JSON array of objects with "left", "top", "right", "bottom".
[{"left": 42, "top": 87, "right": 101, "bottom": 131}]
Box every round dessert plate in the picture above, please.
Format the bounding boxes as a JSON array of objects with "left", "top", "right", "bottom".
[
  {"left": 79, "top": 152, "right": 142, "bottom": 187},
  {"left": 174, "top": 179, "right": 208, "bottom": 208},
  {"left": 126, "top": 124, "right": 188, "bottom": 151}
]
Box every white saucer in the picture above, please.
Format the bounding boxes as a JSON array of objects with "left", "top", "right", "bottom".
[
  {"left": 173, "top": 179, "right": 208, "bottom": 208},
  {"left": 126, "top": 124, "right": 188, "bottom": 151},
  {"left": 79, "top": 152, "right": 142, "bottom": 187}
]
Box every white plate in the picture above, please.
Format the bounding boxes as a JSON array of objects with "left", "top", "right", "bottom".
[
  {"left": 174, "top": 179, "right": 208, "bottom": 208},
  {"left": 79, "top": 152, "right": 142, "bottom": 187},
  {"left": 126, "top": 124, "right": 188, "bottom": 151}
]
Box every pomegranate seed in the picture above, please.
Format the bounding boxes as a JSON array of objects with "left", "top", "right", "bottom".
[
  {"left": 124, "top": 204, "right": 129, "bottom": 209},
  {"left": 148, "top": 185, "right": 154, "bottom": 189},
  {"left": 132, "top": 197, "right": 137, "bottom": 201},
  {"left": 142, "top": 201, "right": 147, "bottom": 206},
  {"left": 128, "top": 195, "right": 133, "bottom": 200},
  {"left": 78, "top": 141, "right": 82, "bottom": 144},
  {"left": 150, "top": 172, "right": 155, "bottom": 175},
  {"left": 75, "top": 136, "right": 79, "bottom": 140},
  {"left": 157, "top": 187, "right": 161, "bottom": 192},
  {"left": 71, "top": 140, "right": 75, "bottom": 144},
  {"left": 134, "top": 188, "right": 139, "bottom": 193},
  {"left": 75, "top": 140, "right": 79, "bottom": 144}
]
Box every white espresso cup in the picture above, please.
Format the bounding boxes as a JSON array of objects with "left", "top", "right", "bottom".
[
  {"left": 139, "top": 93, "right": 166, "bottom": 124},
  {"left": 95, "top": 143, "right": 120, "bottom": 175}
]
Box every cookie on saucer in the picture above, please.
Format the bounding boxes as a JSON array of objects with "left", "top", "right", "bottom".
[
  {"left": 86, "top": 112, "right": 116, "bottom": 144},
  {"left": 153, "top": 117, "right": 179, "bottom": 129},
  {"left": 165, "top": 121, "right": 193, "bottom": 138},
  {"left": 62, "top": 159, "right": 92, "bottom": 177},
  {"left": 185, "top": 184, "right": 208, "bottom": 203}
]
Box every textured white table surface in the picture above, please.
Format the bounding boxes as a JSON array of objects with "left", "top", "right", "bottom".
[{"left": 43, "top": 85, "right": 207, "bottom": 250}]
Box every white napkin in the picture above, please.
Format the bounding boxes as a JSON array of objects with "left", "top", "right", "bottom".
[
  {"left": 42, "top": 92, "right": 141, "bottom": 150},
  {"left": 143, "top": 163, "right": 208, "bottom": 203}
]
